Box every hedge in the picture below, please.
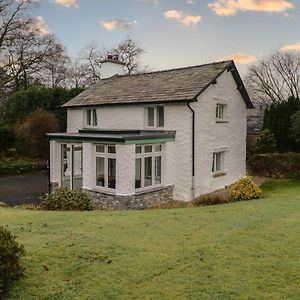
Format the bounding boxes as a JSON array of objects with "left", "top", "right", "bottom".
[{"left": 248, "top": 153, "right": 300, "bottom": 179}]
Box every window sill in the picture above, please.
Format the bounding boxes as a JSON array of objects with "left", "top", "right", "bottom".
[
  {"left": 92, "top": 187, "right": 116, "bottom": 195},
  {"left": 215, "top": 120, "right": 229, "bottom": 124},
  {"left": 135, "top": 185, "right": 165, "bottom": 195},
  {"left": 212, "top": 172, "right": 226, "bottom": 178}
]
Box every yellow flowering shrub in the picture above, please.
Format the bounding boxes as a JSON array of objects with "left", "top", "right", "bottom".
[{"left": 229, "top": 176, "right": 262, "bottom": 201}]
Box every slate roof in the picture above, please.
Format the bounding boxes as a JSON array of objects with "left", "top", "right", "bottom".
[{"left": 63, "top": 60, "right": 253, "bottom": 108}]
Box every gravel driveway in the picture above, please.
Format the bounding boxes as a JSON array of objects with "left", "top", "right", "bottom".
[{"left": 0, "top": 170, "right": 48, "bottom": 206}]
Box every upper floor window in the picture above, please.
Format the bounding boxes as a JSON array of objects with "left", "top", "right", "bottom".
[
  {"left": 216, "top": 104, "right": 227, "bottom": 122},
  {"left": 86, "top": 108, "right": 97, "bottom": 126},
  {"left": 146, "top": 106, "right": 164, "bottom": 128}
]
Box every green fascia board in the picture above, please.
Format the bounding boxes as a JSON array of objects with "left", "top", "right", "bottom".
[{"left": 48, "top": 137, "right": 175, "bottom": 145}]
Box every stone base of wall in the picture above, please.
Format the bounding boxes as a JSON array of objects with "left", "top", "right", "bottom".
[{"left": 83, "top": 185, "right": 174, "bottom": 210}]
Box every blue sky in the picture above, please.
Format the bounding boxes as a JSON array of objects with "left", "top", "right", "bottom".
[{"left": 32, "top": 0, "right": 300, "bottom": 74}]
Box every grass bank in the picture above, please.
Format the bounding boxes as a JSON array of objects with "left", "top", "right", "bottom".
[{"left": 0, "top": 180, "right": 299, "bottom": 299}]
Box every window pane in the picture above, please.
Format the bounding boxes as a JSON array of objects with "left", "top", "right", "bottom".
[
  {"left": 108, "top": 145, "right": 116, "bottom": 154},
  {"left": 216, "top": 152, "right": 221, "bottom": 171},
  {"left": 155, "top": 156, "right": 161, "bottom": 184},
  {"left": 144, "top": 157, "right": 152, "bottom": 187},
  {"left": 96, "top": 157, "right": 105, "bottom": 187},
  {"left": 73, "top": 146, "right": 83, "bottom": 190},
  {"left": 135, "top": 146, "right": 142, "bottom": 153},
  {"left": 135, "top": 158, "right": 141, "bottom": 188},
  {"left": 155, "top": 144, "right": 162, "bottom": 152},
  {"left": 92, "top": 109, "right": 97, "bottom": 126},
  {"left": 108, "top": 158, "right": 116, "bottom": 189},
  {"left": 87, "top": 110, "right": 91, "bottom": 125},
  {"left": 145, "top": 145, "right": 152, "bottom": 153},
  {"left": 157, "top": 106, "right": 164, "bottom": 127},
  {"left": 61, "top": 144, "right": 71, "bottom": 188},
  {"left": 96, "top": 145, "right": 105, "bottom": 153},
  {"left": 147, "top": 107, "right": 154, "bottom": 126}
]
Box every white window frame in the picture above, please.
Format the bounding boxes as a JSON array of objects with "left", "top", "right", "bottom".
[
  {"left": 146, "top": 106, "right": 164, "bottom": 128},
  {"left": 135, "top": 144, "right": 163, "bottom": 191},
  {"left": 85, "top": 108, "right": 98, "bottom": 127},
  {"left": 216, "top": 104, "right": 228, "bottom": 123},
  {"left": 95, "top": 144, "right": 116, "bottom": 191},
  {"left": 212, "top": 150, "right": 226, "bottom": 176}
]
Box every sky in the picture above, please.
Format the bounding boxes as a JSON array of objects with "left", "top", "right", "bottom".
[{"left": 31, "top": 0, "right": 300, "bottom": 75}]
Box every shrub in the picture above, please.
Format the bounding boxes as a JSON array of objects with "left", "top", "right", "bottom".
[
  {"left": 150, "top": 201, "right": 189, "bottom": 209},
  {"left": 255, "top": 129, "right": 277, "bottom": 154},
  {"left": 41, "top": 187, "right": 93, "bottom": 211},
  {"left": 191, "top": 193, "right": 229, "bottom": 207},
  {"left": 229, "top": 176, "right": 262, "bottom": 201},
  {"left": 248, "top": 153, "right": 300, "bottom": 179},
  {"left": 0, "top": 226, "right": 25, "bottom": 298}
]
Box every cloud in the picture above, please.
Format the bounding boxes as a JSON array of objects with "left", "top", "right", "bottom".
[
  {"left": 208, "top": 0, "right": 294, "bottom": 16},
  {"left": 163, "top": 10, "right": 201, "bottom": 27},
  {"left": 34, "top": 16, "right": 50, "bottom": 35},
  {"left": 280, "top": 42, "right": 300, "bottom": 51},
  {"left": 99, "top": 19, "right": 137, "bottom": 31},
  {"left": 54, "top": 0, "right": 79, "bottom": 9},
  {"left": 224, "top": 53, "right": 257, "bottom": 63}
]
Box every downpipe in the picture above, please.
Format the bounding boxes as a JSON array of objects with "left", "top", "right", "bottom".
[{"left": 187, "top": 102, "right": 196, "bottom": 199}]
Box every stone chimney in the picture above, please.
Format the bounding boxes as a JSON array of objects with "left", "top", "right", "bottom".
[{"left": 100, "top": 55, "right": 126, "bottom": 79}]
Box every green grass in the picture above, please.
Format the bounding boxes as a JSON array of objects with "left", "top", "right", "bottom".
[{"left": 1, "top": 180, "right": 300, "bottom": 299}]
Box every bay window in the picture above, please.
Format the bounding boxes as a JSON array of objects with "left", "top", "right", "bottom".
[
  {"left": 96, "top": 144, "right": 116, "bottom": 190},
  {"left": 135, "top": 144, "right": 162, "bottom": 190}
]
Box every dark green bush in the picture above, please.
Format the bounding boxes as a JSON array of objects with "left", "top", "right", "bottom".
[
  {"left": 0, "top": 158, "right": 46, "bottom": 176},
  {"left": 255, "top": 129, "right": 277, "bottom": 154},
  {"left": 0, "top": 125, "right": 15, "bottom": 154},
  {"left": 248, "top": 153, "right": 300, "bottom": 179},
  {"left": 41, "top": 187, "right": 93, "bottom": 211},
  {"left": 0, "top": 226, "right": 25, "bottom": 298}
]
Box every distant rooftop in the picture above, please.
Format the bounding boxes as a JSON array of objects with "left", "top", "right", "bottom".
[{"left": 63, "top": 60, "right": 253, "bottom": 108}]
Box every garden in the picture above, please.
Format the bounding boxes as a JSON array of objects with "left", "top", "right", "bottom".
[{"left": 0, "top": 180, "right": 299, "bottom": 299}]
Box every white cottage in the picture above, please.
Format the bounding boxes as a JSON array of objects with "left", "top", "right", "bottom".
[{"left": 47, "top": 59, "right": 253, "bottom": 209}]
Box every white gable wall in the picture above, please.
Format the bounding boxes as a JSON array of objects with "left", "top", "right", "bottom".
[{"left": 193, "top": 70, "right": 247, "bottom": 197}]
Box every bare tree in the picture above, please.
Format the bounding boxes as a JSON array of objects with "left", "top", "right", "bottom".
[
  {"left": 78, "top": 37, "right": 145, "bottom": 85},
  {"left": 79, "top": 44, "right": 103, "bottom": 85},
  {"left": 247, "top": 51, "right": 300, "bottom": 103},
  {"left": 107, "top": 37, "right": 145, "bottom": 74},
  {"left": 37, "top": 43, "right": 70, "bottom": 88},
  {"left": 67, "top": 59, "right": 89, "bottom": 88}
]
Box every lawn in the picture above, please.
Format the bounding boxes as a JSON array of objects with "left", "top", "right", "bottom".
[{"left": 0, "top": 180, "right": 299, "bottom": 299}]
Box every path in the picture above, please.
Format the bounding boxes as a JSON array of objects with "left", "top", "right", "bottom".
[{"left": 0, "top": 171, "right": 48, "bottom": 206}]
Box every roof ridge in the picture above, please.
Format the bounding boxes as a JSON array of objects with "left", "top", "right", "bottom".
[{"left": 100, "top": 60, "right": 233, "bottom": 80}]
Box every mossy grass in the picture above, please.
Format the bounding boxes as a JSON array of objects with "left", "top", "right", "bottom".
[{"left": 0, "top": 180, "right": 299, "bottom": 299}]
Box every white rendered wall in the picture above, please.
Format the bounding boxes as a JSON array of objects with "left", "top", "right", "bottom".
[
  {"left": 67, "top": 106, "right": 145, "bottom": 132},
  {"left": 67, "top": 108, "right": 83, "bottom": 133},
  {"left": 116, "top": 144, "right": 135, "bottom": 195},
  {"left": 50, "top": 140, "right": 61, "bottom": 183},
  {"left": 193, "top": 70, "right": 247, "bottom": 197}
]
